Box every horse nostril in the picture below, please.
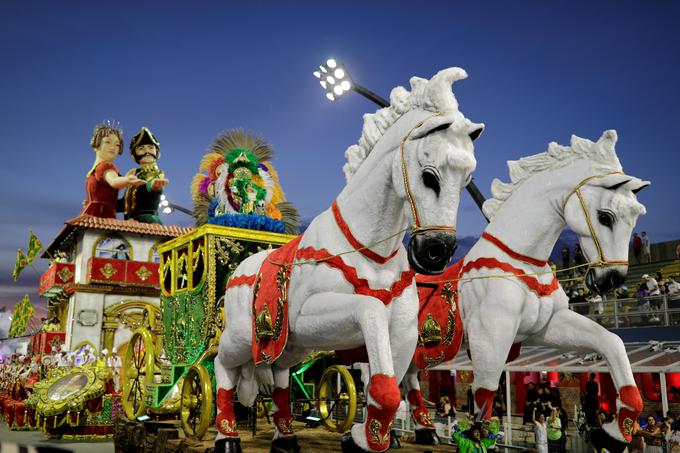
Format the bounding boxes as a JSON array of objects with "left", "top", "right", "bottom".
[{"left": 428, "top": 244, "right": 445, "bottom": 261}]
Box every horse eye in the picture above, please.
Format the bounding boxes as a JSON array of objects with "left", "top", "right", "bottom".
[
  {"left": 422, "top": 170, "right": 440, "bottom": 197},
  {"left": 597, "top": 210, "right": 615, "bottom": 228}
]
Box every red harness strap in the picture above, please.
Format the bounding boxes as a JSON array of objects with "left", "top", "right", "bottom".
[
  {"left": 226, "top": 274, "right": 257, "bottom": 289},
  {"left": 481, "top": 232, "right": 547, "bottom": 267},
  {"left": 462, "top": 257, "right": 559, "bottom": 297},
  {"left": 332, "top": 200, "right": 399, "bottom": 264},
  {"left": 296, "top": 246, "right": 414, "bottom": 305},
  {"left": 226, "top": 243, "right": 414, "bottom": 306}
]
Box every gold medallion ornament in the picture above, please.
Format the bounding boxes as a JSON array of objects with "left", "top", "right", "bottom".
[
  {"left": 100, "top": 263, "right": 117, "bottom": 279},
  {"left": 418, "top": 313, "right": 442, "bottom": 345},
  {"left": 57, "top": 267, "right": 74, "bottom": 282},
  {"left": 135, "top": 266, "right": 152, "bottom": 281},
  {"left": 255, "top": 303, "right": 274, "bottom": 340}
]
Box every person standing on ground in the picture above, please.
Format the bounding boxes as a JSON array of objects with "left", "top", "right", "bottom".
[
  {"left": 633, "top": 232, "right": 642, "bottom": 264},
  {"left": 642, "top": 231, "right": 652, "bottom": 263},
  {"left": 533, "top": 408, "right": 549, "bottom": 453},
  {"left": 585, "top": 373, "right": 600, "bottom": 427}
]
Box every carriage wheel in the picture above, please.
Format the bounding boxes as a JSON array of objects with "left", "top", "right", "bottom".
[
  {"left": 122, "top": 329, "right": 156, "bottom": 420},
  {"left": 318, "top": 365, "right": 357, "bottom": 433},
  {"left": 180, "top": 364, "right": 213, "bottom": 439}
]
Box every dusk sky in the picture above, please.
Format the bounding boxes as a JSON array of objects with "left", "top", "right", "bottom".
[{"left": 0, "top": 1, "right": 678, "bottom": 322}]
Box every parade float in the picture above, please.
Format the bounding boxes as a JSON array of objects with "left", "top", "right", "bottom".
[
  {"left": 0, "top": 67, "right": 652, "bottom": 453},
  {"left": 121, "top": 129, "right": 300, "bottom": 439}
]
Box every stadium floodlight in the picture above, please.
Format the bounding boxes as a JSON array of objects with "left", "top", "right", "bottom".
[
  {"left": 158, "top": 194, "right": 192, "bottom": 217},
  {"left": 312, "top": 57, "right": 489, "bottom": 218},
  {"left": 313, "top": 58, "right": 388, "bottom": 106}
]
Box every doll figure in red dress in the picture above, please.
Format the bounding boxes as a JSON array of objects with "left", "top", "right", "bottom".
[{"left": 80, "top": 122, "right": 144, "bottom": 218}]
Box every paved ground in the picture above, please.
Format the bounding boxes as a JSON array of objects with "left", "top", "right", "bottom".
[{"left": 0, "top": 422, "right": 114, "bottom": 453}]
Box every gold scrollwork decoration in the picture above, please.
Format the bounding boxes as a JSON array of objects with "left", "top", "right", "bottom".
[
  {"left": 368, "top": 418, "right": 391, "bottom": 446},
  {"left": 441, "top": 282, "right": 457, "bottom": 306},
  {"left": 423, "top": 351, "right": 445, "bottom": 367},
  {"left": 100, "top": 263, "right": 117, "bottom": 279},
  {"left": 442, "top": 308, "right": 456, "bottom": 345},
  {"left": 57, "top": 267, "right": 73, "bottom": 282},
  {"left": 135, "top": 266, "right": 152, "bottom": 281}
]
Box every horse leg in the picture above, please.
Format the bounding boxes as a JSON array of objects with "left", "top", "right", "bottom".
[
  {"left": 402, "top": 362, "right": 440, "bottom": 445},
  {"left": 269, "top": 364, "right": 301, "bottom": 453},
  {"left": 214, "top": 356, "right": 243, "bottom": 453},
  {"left": 466, "top": 303, "right": 520, "bottom": 421},
  {"left": 533, "top": 308, "right": 641, "bottom": 443},
  {"left": 293, "top": 293, "right": 403, "bottom": 452}
]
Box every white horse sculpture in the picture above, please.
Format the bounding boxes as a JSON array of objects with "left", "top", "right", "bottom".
[
  {"left": 214, "top": 68, "right": 484, "bottom": 453},
  {"left": 406, "top": 130, "right": 648, "bottom": 449}
]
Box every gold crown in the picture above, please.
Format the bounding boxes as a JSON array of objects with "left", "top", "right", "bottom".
[
  {"left": 418, "top": 313, "right": 442, "bottom": 345},
  {"left": 255, "top": 303, "right": 274, "bottom": 341},
  {"left": 233, "top": 166, "right": 253, "bottom": 181}
]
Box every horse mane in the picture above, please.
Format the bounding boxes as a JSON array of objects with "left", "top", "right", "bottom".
[
  {"left": 483, "top": 130, "right": 624, "bottom": 220},
  {"left": 343, "top": 67, "right": 471, "bottom": 181}
]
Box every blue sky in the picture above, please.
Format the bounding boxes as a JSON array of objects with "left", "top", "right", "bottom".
[{"left": 0, "top": 1, "right": 678, "bottom": 318}]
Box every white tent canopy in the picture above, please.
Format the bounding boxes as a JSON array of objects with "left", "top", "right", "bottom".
[{"left": 431, "top": 342, "right": 680, "bottom": 374}]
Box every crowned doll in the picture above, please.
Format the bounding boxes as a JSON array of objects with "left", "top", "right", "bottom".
[{"left": 81, "top": 122, "right": 144, "bottom": 218}]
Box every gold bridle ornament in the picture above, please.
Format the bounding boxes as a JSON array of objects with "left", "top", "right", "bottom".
[{"left": 562, "top": 171, "right": 629, "bottom": 269}]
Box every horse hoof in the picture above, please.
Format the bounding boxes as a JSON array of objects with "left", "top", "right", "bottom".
[
  {"left": 215, "top": 437, "right": 243, "bottom": 453},
  {"left": 414, "top": 428, "right": 440, "bottom": 445},
  {"left": 389, "top": 429, "right": 401, "bottom": 449},
  {"left": 271, "top": 435, "right": 302, "bottom": 453},
  {"left": 341, "top": 432, "right": 371, "bottom": 453},
  {"left": 589, "top": 428, "right": 628, "bottom": 453}
]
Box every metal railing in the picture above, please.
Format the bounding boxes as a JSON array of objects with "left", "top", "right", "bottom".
[{"left": 569, "top": 294, "right": 680, "bottom": 328}]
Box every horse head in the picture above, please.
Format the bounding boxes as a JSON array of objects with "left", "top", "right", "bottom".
[
  {"left": 343, "top": 67, "right": 483, "bottom": 275},
  {"left": 563, "top": 131, "right": 649, "bottom": 293}
]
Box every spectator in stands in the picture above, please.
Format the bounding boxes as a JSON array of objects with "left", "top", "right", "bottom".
[
  {"left": 676, "top": 243, "right": 680, "bottom": 260},
  {"left": 642, "top": 415, "right": 664, "bottom": 453},
  {"left": 642, "top": 231, "right": 652, "bottom": 263},
  {"left": 570, "top": 287, "right": 589, "bottom": 315},
  {"left": 588, "top": 293, "right": 604, "bottom": 323},
  {"left": 666, "top": 418, "right": 680, "bottom": 453},
  {"left": 643, "top": 274, "right": 662, "bottom": 322},
  {"left": 574, "top": 244, "right": 586, "bottom": 274},
  {"left": 524, "top": 383, "right": 539, "bottom": 425},
  {"left": 561, "top": 246, "right": 570, "bottom": 275},
  {"left": 585, "top": 373, "right": 600, "bottom": 427},
  {"left": 633, "top": 232, "right": 643, "bottom": 264},
  {"left": 637, "top": 282, "right": 652, "bottom": 323},
  {"left": 668, "top": 276, "right": 680, "bottom": 299}
]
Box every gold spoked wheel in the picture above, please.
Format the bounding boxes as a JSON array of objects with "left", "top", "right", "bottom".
[
  {"left": 180, "top": 364, "right": 213, "bottom": 439},
  {"left": 318, "top": 365, "right": 357, "bottom": 433},
  {"left": 122, "top": 329, "right": 156, "bottom": 419}
]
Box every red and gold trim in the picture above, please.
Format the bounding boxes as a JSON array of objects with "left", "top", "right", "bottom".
[{"left": 332, "top": 200, "right": 398, "bottom": 264}]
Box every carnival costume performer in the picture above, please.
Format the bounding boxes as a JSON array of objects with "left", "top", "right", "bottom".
[
  {"left": 451, "top": 421, "right": 495, "bottom": 453},
  {"left": 121, "top": 127, "right": 168, "bottom": 224},
  {"left": 107, "top": 347, "right": 122, "bottom": 393},
  {"left": 81, "top": 122, "right": 144, "bottom": 218}
]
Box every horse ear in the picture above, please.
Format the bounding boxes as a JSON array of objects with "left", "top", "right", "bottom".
[
  {"left": 605, "top": 180, "right": 630, "bottom": 191},
  {"left": 631, "top": 180, "right": 651, "bottom": 194},
  {"left": 468, "top": 123, "right": 484, "bottom": 142}
]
